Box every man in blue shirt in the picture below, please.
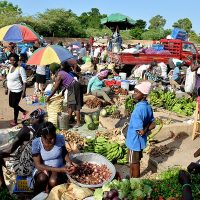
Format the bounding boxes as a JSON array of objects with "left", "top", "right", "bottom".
[{"left": 126, "top": 81, "right": 155, "bottom": 178}]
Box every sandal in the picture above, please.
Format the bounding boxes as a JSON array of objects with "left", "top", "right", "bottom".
[
  {"left": 10, "top": 121, "right": 17, "bottom": 126},
  {"left": 22, "top": 111, "right": 29, "bottom": 120}
]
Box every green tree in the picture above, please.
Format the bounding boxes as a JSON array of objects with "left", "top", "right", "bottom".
[
  {"left": 0, "top": 0, "right": 21, "bottom": 15},
  {"left": 141, "top": 29, "right": 165, "bottom": 40},
  {"left": 189, "top": 31, "right": 200, "bottom": 44},
  {"left": 164, "top": 29, "right": 172, "bottom": 38},
  {"left": 173, "top": 18, "right": 192, "bottom": 33},
  {"left": 0, "top": 0, "right": 22, "bottom": 27},
  {"left": 35, "top": 9, "right": 85, "bottom": 37},
  {"left": 149, "top": 15, "right": 166, "bottom": 29},
  {"left": 79, "top": 8, "right": 106, "bottom": 29},
  {"left": 134, "top": 19, "right": 146, "bottom": 30},
  {"left": 129, "top": 27, "right": 144, "bottom": 39}
]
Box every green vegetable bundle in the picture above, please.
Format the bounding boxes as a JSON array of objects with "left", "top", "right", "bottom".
[
  {"left": 124, "top": 97, "right": 136, "bottom": 115},
  {"left": 151, "top": 167, "right": 200, "bottom": 200},
  {"left": 83, "top": 137, "right": 128, "bottom": 164}
]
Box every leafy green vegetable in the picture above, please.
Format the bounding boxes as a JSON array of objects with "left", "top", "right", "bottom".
[
  {"left": 131, "top": 189, "right": 145, "bottom": 200},
  {"left": 94, "top": 188, "right": 104, "bottom": 200},
  {"left": 125, "top": 97, "right": 136, "bottom": 115},
  {"left": 102, "top": 182, "right": 111, "bottom": 192}
]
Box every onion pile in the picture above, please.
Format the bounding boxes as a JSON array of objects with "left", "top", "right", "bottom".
[
  {"left": 71, "top": 162, "right": 111, "bottom": 185},
  {"left": 103, "top": 189, "right": 126, "bottom": 200}
]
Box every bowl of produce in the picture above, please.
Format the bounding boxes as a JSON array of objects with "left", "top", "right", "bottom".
[{"left": 68, "top": 153, "right": 116, "bottom": 188}]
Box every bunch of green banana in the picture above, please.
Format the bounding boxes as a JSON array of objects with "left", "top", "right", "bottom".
[
  {"left": 94, "top": 137, "right": 108, "bottom": 156},
  {"left": 106, "top": 142, "right": 124, "bottom": 162},
  {"left": 117, "top": 147, "right": 128, "bottom": 164},
  {"left": 144, "top": 119, "right": 163, "bottom": 154}
]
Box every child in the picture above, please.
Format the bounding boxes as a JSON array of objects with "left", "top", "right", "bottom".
[{"left": 126, "top": 81, "right": 155, "bottom": 178}]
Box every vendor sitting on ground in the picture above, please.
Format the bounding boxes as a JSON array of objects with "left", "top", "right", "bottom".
[
  {"left": 143, "top": 62, "right": 161, "bottom": 82},
  {"left": 172, "top": 62, "right": 182, "bottom": 84},
  {"left": 32, "top": 121, "right": 77, "bottom": 195},
  {"left": 47, "top": 62, "right": 83, "bottom": 128},
  {"left": 87, "top": 70, "right": 114, "bottom": 105},
  {"left": 0, "top": 109, "right": 45, "bottom": 190}
]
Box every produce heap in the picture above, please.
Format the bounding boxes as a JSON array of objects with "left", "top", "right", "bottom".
[
  {"left": 84, "top": 112, "right": 100, "bottom": 130},
  {"left": 94, "top": 178, "right": 152, "bottom": 200},
  {"left": 83, "top": 137, "right": 128, "bottom": 164},
  {"left": 100, "top": 105, "right": 122, "bottom": 119},
  {"left": 60, "top": 130, "right": 85, "bottom": 149},
  {"left": 70, "top": 162, "right": 111, "bottom": 185},
  {"left": 149, "top": 90, "right": 196, "bottom": 116},
  {"left": 124, "top": 90, "right": 196, "bottom": 116},
  {"left": 85, "top": 97, "right": 103, "bottom": 109},
  {"left": 94, "top": 168, "right": 200, "bottom": 200}
]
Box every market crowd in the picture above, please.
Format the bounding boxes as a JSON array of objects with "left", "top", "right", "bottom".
[{"left": 0, "top": 30, "right": 200, "bottom": 200}]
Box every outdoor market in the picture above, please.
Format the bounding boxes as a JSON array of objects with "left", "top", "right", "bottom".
[{"left": 0, "top": 2, "right": 200, "bottom": 200}]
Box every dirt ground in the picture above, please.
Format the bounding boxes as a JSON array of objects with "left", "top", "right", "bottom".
[
  {"left": 1, "top": 80, "right": 200, "bottom": 177},
  {"left": 0, "top": 83, "right": 45, "bottom": 129}
]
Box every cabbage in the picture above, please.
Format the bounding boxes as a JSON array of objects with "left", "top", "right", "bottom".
[
  {"left": 131, "top": 189, "right": 145, "bottom": 199},
  {"left": 130, "top": 178, "right": 143, "bottom": 190},
  {"left": 94, "top": 188, "right": 103, "bottom": 200},
  {"left": 102, "top": 182, "right": 111, "bottom": 192},
  {"left": 118, "top": 179, "right": 131, "bottom": 199}
]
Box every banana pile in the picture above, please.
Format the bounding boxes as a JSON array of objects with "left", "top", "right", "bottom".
[
  {"left": 117, "top": 148, "right": 128, "bottom": 164},
  {"left": 83, "top": 137, "right": 128, "bottom": 164}
]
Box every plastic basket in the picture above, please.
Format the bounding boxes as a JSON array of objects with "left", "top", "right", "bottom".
[{"left": 13, "top": 176, "right": 33, "bottom": 193}]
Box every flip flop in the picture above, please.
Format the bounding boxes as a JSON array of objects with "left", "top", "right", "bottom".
[
  {"left": 10, "top": 121, "right": 17, "bottom": 127},
  {"left": 22, "top": 111, "right": 29, "bottom": 120}
]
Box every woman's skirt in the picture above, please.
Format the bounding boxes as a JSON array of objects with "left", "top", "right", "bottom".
[
  {"left": 67, "top": 81, "right": 83, "bottom": 111},
  {"left": 36, "top": 73, "right": 46, "bottom": 84}
]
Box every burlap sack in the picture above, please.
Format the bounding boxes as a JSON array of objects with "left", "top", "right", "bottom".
[
  {"left": 47, "top": 94, "right": 64, "bottom": 126},
  {"left": 47, "top": 184, "right": 67, "bottom": 200},
  {"left": 61, "top": 183, "right": 93, "bottom": 200}
]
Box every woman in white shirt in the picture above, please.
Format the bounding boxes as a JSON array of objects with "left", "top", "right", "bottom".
[{"left": 5, "top": 54, "right": 27, "bottom": 126}]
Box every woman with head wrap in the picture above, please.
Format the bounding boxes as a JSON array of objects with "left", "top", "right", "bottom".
[
  {"left": 0, "top": 109, "right": 45, "bottom": 190},
  {"left": 47, "top": 62, "right": 83, "bottom": 128},
  {"left": 87, "top": 70, "right": 114, "bottom": 104},
  {"left": 125, "top": 81, "right": 155, "bottom": 178}
]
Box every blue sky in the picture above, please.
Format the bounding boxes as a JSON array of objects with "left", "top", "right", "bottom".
[{"left": 10, "top": 0, "right": 200, "bottom": 33}]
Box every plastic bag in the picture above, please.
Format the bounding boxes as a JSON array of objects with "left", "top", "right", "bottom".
[{"left": 184, "top": 67, "right": 196, "bottom": 93}]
